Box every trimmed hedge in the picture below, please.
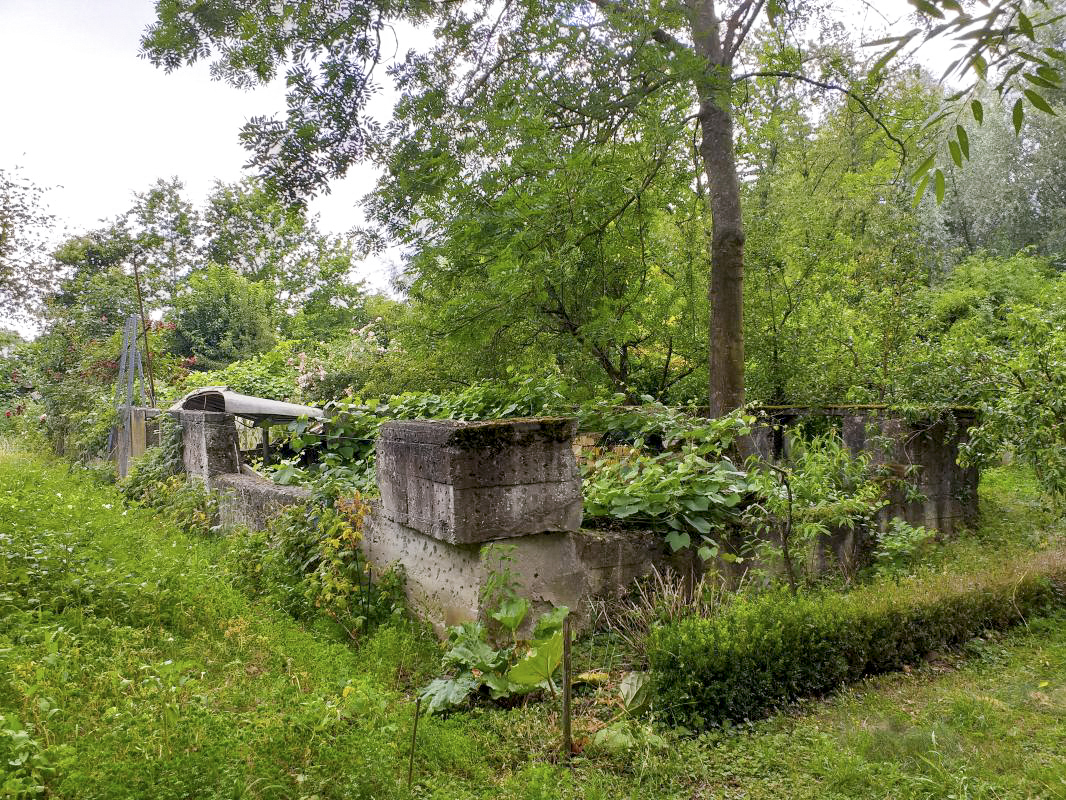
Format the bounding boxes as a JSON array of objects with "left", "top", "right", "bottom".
[{"left": 648, "top": 552, "right": 1066, "bottom": 728}]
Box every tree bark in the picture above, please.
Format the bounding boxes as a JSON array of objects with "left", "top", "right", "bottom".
[
  {"left": 688, "top": 0, "right": 746, "bottom": 417},
  {"left": 699, "top": 90, "right": 746, "bottom": 417}
]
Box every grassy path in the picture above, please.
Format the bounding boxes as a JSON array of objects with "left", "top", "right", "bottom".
[{"left": 1, "top": 452, "right": 1064, "bottom": 798}]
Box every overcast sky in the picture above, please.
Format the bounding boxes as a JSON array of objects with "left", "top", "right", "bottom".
[{"left": 0, "top": 0, "right": 390, "bottom": 275}]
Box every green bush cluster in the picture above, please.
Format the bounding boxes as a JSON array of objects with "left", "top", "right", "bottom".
[
  {"left": 649, "top": 553, "right": 1066, "bottom": 729},
  {"left": 226, "top": 500, "right": 406, "bottom": 640}
]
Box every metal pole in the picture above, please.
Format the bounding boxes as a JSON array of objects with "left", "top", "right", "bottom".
[
  {"left": 130, "top": 257, "right": 156, "bottom": 407},
  {"left": 261, "top": 426, "right": 271, "bottom": 467}
]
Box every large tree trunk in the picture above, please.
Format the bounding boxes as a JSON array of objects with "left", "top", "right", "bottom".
[
  {"left": 688, "top": 0, "right": 746, "bottom": 417},
  {"left": 699, "top": 88, "right": 746, "bottom": 417}
]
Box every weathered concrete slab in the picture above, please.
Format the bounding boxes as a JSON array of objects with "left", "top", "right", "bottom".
[
  {"left": 174, "top": 410, "right": 240, "bottom": 485},
  {"left": 839, "top": 411, "right": 979, "bottom": 537},
  {"left": 377, "top": 418, "right": 583, "bottom": 544},
  {"left": 214, "top": 473, "right": 311, "bottom": 530},
  {"left": 361, "top": 502, "right": 665, "bottom": 635}
]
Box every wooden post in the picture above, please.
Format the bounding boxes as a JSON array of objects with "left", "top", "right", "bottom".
[
  {"left": 561, "top": 615, "right": 573, "bottom": 762},
  {"left": 407, "top": 697, "right": 421, "bottom": 790},
  {"left": 130, "top": 408, "right": 147, "bottom": 460},
  {"left": 261, "top": 426, "right": 271, "bottom": 467}
]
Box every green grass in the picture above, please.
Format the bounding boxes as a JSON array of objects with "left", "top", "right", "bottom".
[{"left": 2, "top": 452, "right": 1065, "bottom": 798}]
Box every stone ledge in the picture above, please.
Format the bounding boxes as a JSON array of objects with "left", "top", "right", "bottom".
[{"left": 214, "top": 472, "right": 311, "bottom": 531}]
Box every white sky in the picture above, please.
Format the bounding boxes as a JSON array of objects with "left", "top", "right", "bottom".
[
  {"left": 0, "top": 0, "right": 403, "bottom": 302},
  {"left": 0, "top": 0, "right": 943, "bottom": 332}
]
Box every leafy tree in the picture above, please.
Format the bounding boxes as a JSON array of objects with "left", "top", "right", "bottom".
[
  {"left": 938, "top": 82, "right": 1066, "bottom": 264},
  {"left": 170, "top": 265, "right": 276, "bottom": 369},
  {"left": 203, "top": 177, "right": 365, "bottom": 328},
  {"left": 140, "top": 0, "right": 1066, "bottom": 414},
  {"left": 48, "top": 227, "right": 140, "bottom": 338},
  {"left": 740, "top": 62, "right": 942, "bottom": 404},
  {"left": 0, "top": 166, "right": 55, "bottom": 320},
  {"left": 370, "top": 60, "right": 707, "bottom": 399},
  {"left": 123, "top": 177, "right": 201, "bottom": 306}
]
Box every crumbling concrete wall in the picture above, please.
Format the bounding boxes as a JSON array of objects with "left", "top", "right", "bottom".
[
  {"left": 363, "top": 505, "right": 665, "bottom": 634},
  {"left": 174, "top": 410, "right": 240, "bottom": 485},
  {"left": 750, "top": 407, "right": 978, "bottom": 574},
  {"left": 172, "top": 409, "right": 309, "bottom": 528},
  {"left": 364, "top": 417, "right": 669, "bottom": 634},
  {"left": 214, "top": 473, "right": 311, "bottom": 530},
  {"left": 840, "top": 411, "right": 978, "bottom": 536}
]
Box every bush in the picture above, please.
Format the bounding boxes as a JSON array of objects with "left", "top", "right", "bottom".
[
  {"left": 228, "top": 498, "right": 406, "bottom": 640},
  {"left": 649, "top": 551, "right": 1066, "bottom": 729}
]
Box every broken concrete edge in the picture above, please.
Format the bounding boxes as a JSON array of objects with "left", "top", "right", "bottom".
[
  {"left": 214, "top": 472, "right": 312, "bottom": 531},
  {"left": 360, "top": 499, "right": 678, "bottom": 637},
  {"left": 378, "top": 417, "right": 578, "bottom": 449}
]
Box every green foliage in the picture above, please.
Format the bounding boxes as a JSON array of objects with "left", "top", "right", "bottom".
[
  {"left": 743, "top": 432, "right": 888, "bottom": 586},
  {"left": 582, "top": 443, "right": 752, "bottom": 561},
  {"left": 228, "top": 498, "right": 406, "bottom": 640},
  {"left": 649, "top": 552, "right": 1066, "bottom": 729},
  {"left": 0, "top": 166, "right": 56, "bottom": 318},
  {"left": 3, "top": 450, "right": 1066, "bottom": 797},
  {"left": 419, "top": 553, "right": 569, "bottom": 714},
  {"left": 172, "top": 340, "right": 299, "bottom": 402},
  {"left": 0, "top": 450, "right": 421, "bottom": 799},
  {"left": 119, "top": 419, "right": 220, "bottom": 536},
  {"left": 274, "top": 373, "right": 578, "bottom": 494},
  {"left": 873, "top": 517, "right": 938, "bottom": 578},
  {"left": 961, "top": 308, "right": 1066, "bottom": 502},
  {"left": 170, "top": 265, "right": 275, "bottom": 370}
]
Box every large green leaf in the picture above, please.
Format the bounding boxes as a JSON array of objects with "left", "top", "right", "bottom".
[
  {"left": 420, "top": 675, "right": 479, "bottom": 715},
  {"left": 490, "top": 595, "right": 529, "bottom": 634},
  {"left": 532, "top": 605, "right": 569, "bottom": 640},
  {"left": 506, "top": 631, "right": 563, "bottom": 690},
  {"left": 443, "top": 622, "right": 502, "bottom": 672},
  {"left": 619, "top": 671, "right": 652, "bottom": 717}
]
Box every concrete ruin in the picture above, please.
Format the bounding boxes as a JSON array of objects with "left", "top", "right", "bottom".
[
  {"left": 169, "top": 399, "right": 980, "bottom": 634},
  {"left": 751, "top": 406, "right": 979, "bottom": 573},
  {"left": 363, "top": 418, "right": 658, "bottom": 632}
]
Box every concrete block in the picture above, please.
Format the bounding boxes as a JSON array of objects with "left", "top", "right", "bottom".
[
  {"left": 361, "top": 504, "right": 667, "bottom": 637},
  {"left": 175, "top": 410, "right": 239, "bottom": 485},
  {"left": 214, "top": 473, "right": 311, "bottom": 530},
  {"left": 377, "top": 418, "right": 583, "bottom": 543}
]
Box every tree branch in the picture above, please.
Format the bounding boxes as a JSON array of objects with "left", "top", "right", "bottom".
[
  {"left": 725, "top": 0, "right": 766, "bottom": 62},
  {"left": 733, "top": 70, "right": 907, "bottom": 165},
  {"left": 590, "top": 0, "right": 688, "bottom": 55}
]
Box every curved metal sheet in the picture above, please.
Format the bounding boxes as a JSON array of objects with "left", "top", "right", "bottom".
[{"left": 168, "top": 387, "right": 324, "bottom": 423}]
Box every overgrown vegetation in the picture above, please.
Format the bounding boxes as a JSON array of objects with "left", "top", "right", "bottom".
[
  {"left": 6, "top": 2, "right": 1066, "bottom": 794},
  {"left": 3, "top": 453, "right": 1066, "bottom": 798}
]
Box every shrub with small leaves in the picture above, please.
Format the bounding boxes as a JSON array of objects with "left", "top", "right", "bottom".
[{"left": 649, "top": 551, "right": 1066, "bottom": 729}]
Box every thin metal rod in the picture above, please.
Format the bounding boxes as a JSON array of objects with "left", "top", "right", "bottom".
[
  {"left": 261, "top": 426, "right": 271, "bottom": 468},
  {"left": 407, "top": 697, "right": 421, "bottom": 790},
  {"left": 124, "top": 317, "right": 136, "bottom": 412}
]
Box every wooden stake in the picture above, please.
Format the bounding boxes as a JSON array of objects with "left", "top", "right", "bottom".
[
  {"left": 407, "top": 697, "right": 421, "bottom": 790},
  {"left": 562, "top": 615, "right": 573, "bottom": 762}
]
